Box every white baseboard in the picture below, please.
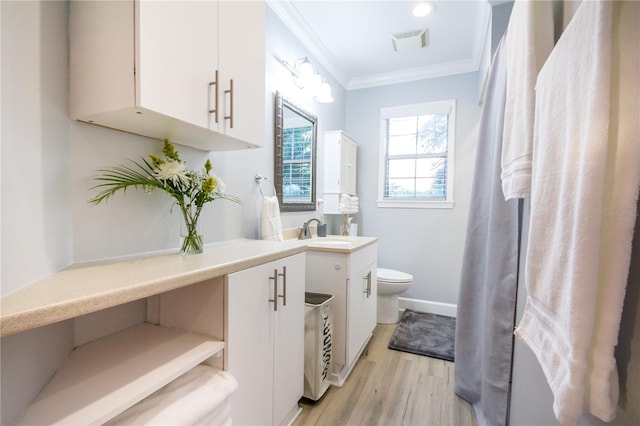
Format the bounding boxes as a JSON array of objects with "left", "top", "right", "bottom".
[{"left": 398, "top": 297, "right": 457, "bottom": 318}]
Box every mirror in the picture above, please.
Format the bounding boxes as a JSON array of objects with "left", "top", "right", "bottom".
[{"left": 274, "top": 92, "right": 318, "bottom": 212}]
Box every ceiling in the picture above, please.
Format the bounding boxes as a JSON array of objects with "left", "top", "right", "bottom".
[{"left": 268, "top": 0, "right": 492, "bottom": 90}]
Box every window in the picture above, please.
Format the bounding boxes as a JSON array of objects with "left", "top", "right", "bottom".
[
  {"left": 378, "top": 100, "right": 456, "bottom": 208},
  {"left": 282, "top": 123, "right": 313, "bottom": 203}
]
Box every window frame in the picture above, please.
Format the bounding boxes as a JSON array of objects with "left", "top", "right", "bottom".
[{"left": 377, "top": 100, "right": 456, "bottom": 209}]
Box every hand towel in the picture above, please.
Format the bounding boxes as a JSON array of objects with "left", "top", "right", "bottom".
[
  {"left": 514, "top": 2, "right": 639, "bottom": 424},
  {"left": 106, "top": 365, "right": 238, "bottom": 425},
  {"left": 501, "top": 0, "right": 555, "bottom": 200},
  {"left": 194, "top": 401, "right": 231, "bottom": 425},
  {"left": 260, "top": 195, "right": 284, "bottom": 241}
]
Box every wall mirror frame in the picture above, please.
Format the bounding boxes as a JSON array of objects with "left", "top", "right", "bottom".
[{"left": 274, "top": 91, "right": 318, "bottom": 212}]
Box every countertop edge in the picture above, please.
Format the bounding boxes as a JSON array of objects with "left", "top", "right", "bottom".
[
  {"left": 1, "top": 237, "right": 377, "bottom": 337},
  {"left": 0, "top": 241, "right": 307, "bottom": 337}
]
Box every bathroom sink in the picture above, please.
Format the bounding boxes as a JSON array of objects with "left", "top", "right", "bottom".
[
  {"left": 310, "top": 240, "right": 351, "bottom": 246},
  {"left": 307, "top": 239, "right": 354, "bottom": 247}
]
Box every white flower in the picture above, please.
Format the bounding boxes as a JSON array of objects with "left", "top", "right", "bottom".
[
  {"left": 153, "top": 160, "right": 189, "bottom": 185},
  {"left": 212, "top": 173, "right": 226, "bottom": 194}
]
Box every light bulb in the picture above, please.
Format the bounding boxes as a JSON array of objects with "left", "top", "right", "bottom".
[
  {"left": 297, "top": 58, "right": 315, "bottom": 88},
  {"left": 316, "top": 79, "right": 334, "bottom": 103}
]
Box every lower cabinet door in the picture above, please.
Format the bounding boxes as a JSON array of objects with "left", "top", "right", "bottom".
[
  {"left": 273, "top": 254, "right": 305, "bottom": 425},
  {"left": 226, "top": 262, "right": 275, "bottom": 425},
  {"left": 347, "top": 263, "right": 377, "bottom": 366}
]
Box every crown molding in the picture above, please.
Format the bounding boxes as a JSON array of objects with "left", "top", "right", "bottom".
[
  {"left": 267, "top": 0, "right": 350, "bottom": 89},
  {"left": 347, "top": 58, "right": 479, "bottom": 90}
]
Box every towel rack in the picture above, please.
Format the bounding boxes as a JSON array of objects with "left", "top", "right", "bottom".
[{"left": 255, "top": 174, "right": 276, "bottom": 198}]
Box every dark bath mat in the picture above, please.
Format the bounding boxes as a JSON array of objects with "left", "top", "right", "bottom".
[{"left": 388, "top": 309, "right": 456, "bottom": 362}]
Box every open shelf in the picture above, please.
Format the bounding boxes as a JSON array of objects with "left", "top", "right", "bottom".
[{"left": 16, "top": 323, "right": 224, "bottom": 425}]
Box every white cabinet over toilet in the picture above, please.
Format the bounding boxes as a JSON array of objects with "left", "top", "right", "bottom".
[
  {"left": 323, "top": 131, "right": 358, "bottom": 214},
  {"left": 225, "top": 253, "right": 305, "bottom": 426},
  {"left": 69, "top": 0, "right": 265, "bottom": 151}
]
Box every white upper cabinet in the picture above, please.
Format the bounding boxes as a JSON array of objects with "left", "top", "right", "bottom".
[
  {"left": 324, "top": 131, "right": 357, "bottom": 195},
  {"left": 323, "top": 131, "right": 358, "bottom": 214},
  {"left": 217, "top": 0, "right": 266, "bottom": 145},
  {"left": 69, "top": 0, "right": 265, "bottom": 151}
]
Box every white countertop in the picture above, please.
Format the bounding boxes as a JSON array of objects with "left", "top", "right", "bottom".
[{"left": 1, "top": 236, "right": 377, "bottom": 337}]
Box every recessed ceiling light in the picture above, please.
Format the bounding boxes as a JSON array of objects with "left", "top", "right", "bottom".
[{"left": 413, "top": 2, "right": 435, "bottom": 18}]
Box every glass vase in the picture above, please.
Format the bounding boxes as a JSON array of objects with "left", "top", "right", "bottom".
[{"left": 180, "top": 214, "right": 203, "bottom": 255}]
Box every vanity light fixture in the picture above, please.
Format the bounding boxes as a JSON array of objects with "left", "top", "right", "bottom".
[{"left": 280, "top": 56, "right": 334, "bottom": 103}]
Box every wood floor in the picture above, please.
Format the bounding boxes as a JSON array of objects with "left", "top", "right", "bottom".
[{"left": 293, "top": 324, "right": 478, "bottom": 426}]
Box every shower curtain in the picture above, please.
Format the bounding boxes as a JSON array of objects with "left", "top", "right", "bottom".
[{"left": 454, "top": 36, "right": 521, "bottom": 426}]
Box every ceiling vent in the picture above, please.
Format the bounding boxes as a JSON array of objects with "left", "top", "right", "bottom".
[{"left": 391, "top": 29, "right": 429, "bottom": 52}]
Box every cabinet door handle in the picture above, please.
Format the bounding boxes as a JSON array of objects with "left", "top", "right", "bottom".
[
  {"left": 364, "top": 271, "right": 372, "bottom": 298},
  {"left": 224, "top": 79, "right": 234, "bottom": 129},
  {"left": 208, "top": 70, "right": 219, "bottom": 124},
  {"left": 278, "top": 266, "right": 287, "bottom": 307},
  {"left": 269, "top": 268, "right": 278, "bottom": 311}
]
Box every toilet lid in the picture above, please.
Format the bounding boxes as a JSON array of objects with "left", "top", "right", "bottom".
[{"left": 377, "top": 268, "right": 413, "bottom": 283}]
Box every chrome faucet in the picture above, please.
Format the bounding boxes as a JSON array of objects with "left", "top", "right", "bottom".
[{"left": 299, "top": 218, "right": 321, "bottom": 240}]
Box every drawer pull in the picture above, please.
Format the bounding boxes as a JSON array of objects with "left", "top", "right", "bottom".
[
  {"left": 208, "top": 70, "right": 219, "bottom": 124},
  {"left": 269, "top": 268, "right": 278, "bottom": 311},
  {"left": 364, "top": 271, "right": 372, "bottom": 298},
  {"left": 278, "top": 266, "right": 287, "bottom": 306},
  {"left": 224, "top": 79, "right": 234, "bottom": 129}
]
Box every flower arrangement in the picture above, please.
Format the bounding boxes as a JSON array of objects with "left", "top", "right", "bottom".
[{"left": 89, "top": 139, "right": 240, "bottom": 254}]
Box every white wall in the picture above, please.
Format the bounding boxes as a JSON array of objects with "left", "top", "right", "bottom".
[
  {"left": 345, "top": 73, "right": 481, "bottom": 305},
  {"left": 1, "top": 0, "right": 73, "bottom": 297}
]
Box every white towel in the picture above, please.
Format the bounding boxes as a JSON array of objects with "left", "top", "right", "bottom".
[
  {"left": 584, "top": 1, "right": 640, "bottom": 420},
  {"left": 260, "top": 196, "right": 283, "bottom": 241},
  {"left": 106, "top": 365, "right": 238, "bottom": 425},
  {"left": 514, "top": 2, "right": 640, "bottom": 424},
  {"left": 338, "top": 194, "right": 359, "bottom": 214},
  {"left": 501, "top": 0, "right": 554, "bottom": 200}
]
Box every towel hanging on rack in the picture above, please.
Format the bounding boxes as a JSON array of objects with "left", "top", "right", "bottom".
[{"left": 256, "top": 175, "right": 283, "bottom": 241}]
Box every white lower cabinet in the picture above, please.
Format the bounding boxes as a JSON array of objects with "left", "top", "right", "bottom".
[
  {"left": 306, "top": 243, "right": 377, "bottom": 385},
  {"left": 225, "top": 253, "right": 305, "bottom": 425}
]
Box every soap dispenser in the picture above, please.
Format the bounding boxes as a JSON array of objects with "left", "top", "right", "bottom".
[{"left": 341, "top": 215, "right": 352, "bottom": 236}]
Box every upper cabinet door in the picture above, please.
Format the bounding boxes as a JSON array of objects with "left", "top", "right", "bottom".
[
  {"left": 217, "top": 0, "right": 266, "bottom": 147},
  {"left": 340, "top": 135, "right": 357, "bottom": 195},
  {"left": 136, "top": 0, "right": 219, "bottom": 131},
  {"left": 324, "top": 131, "right": 358, "bottom": 194}
]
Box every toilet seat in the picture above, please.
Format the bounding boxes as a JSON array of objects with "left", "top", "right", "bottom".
[{"left": 377, "top": 268, "right": 413, "bottom": 283}]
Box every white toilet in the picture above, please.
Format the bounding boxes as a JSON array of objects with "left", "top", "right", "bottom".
[{"left": 376, "top": 268, "right": 413, "bottom": 324}]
